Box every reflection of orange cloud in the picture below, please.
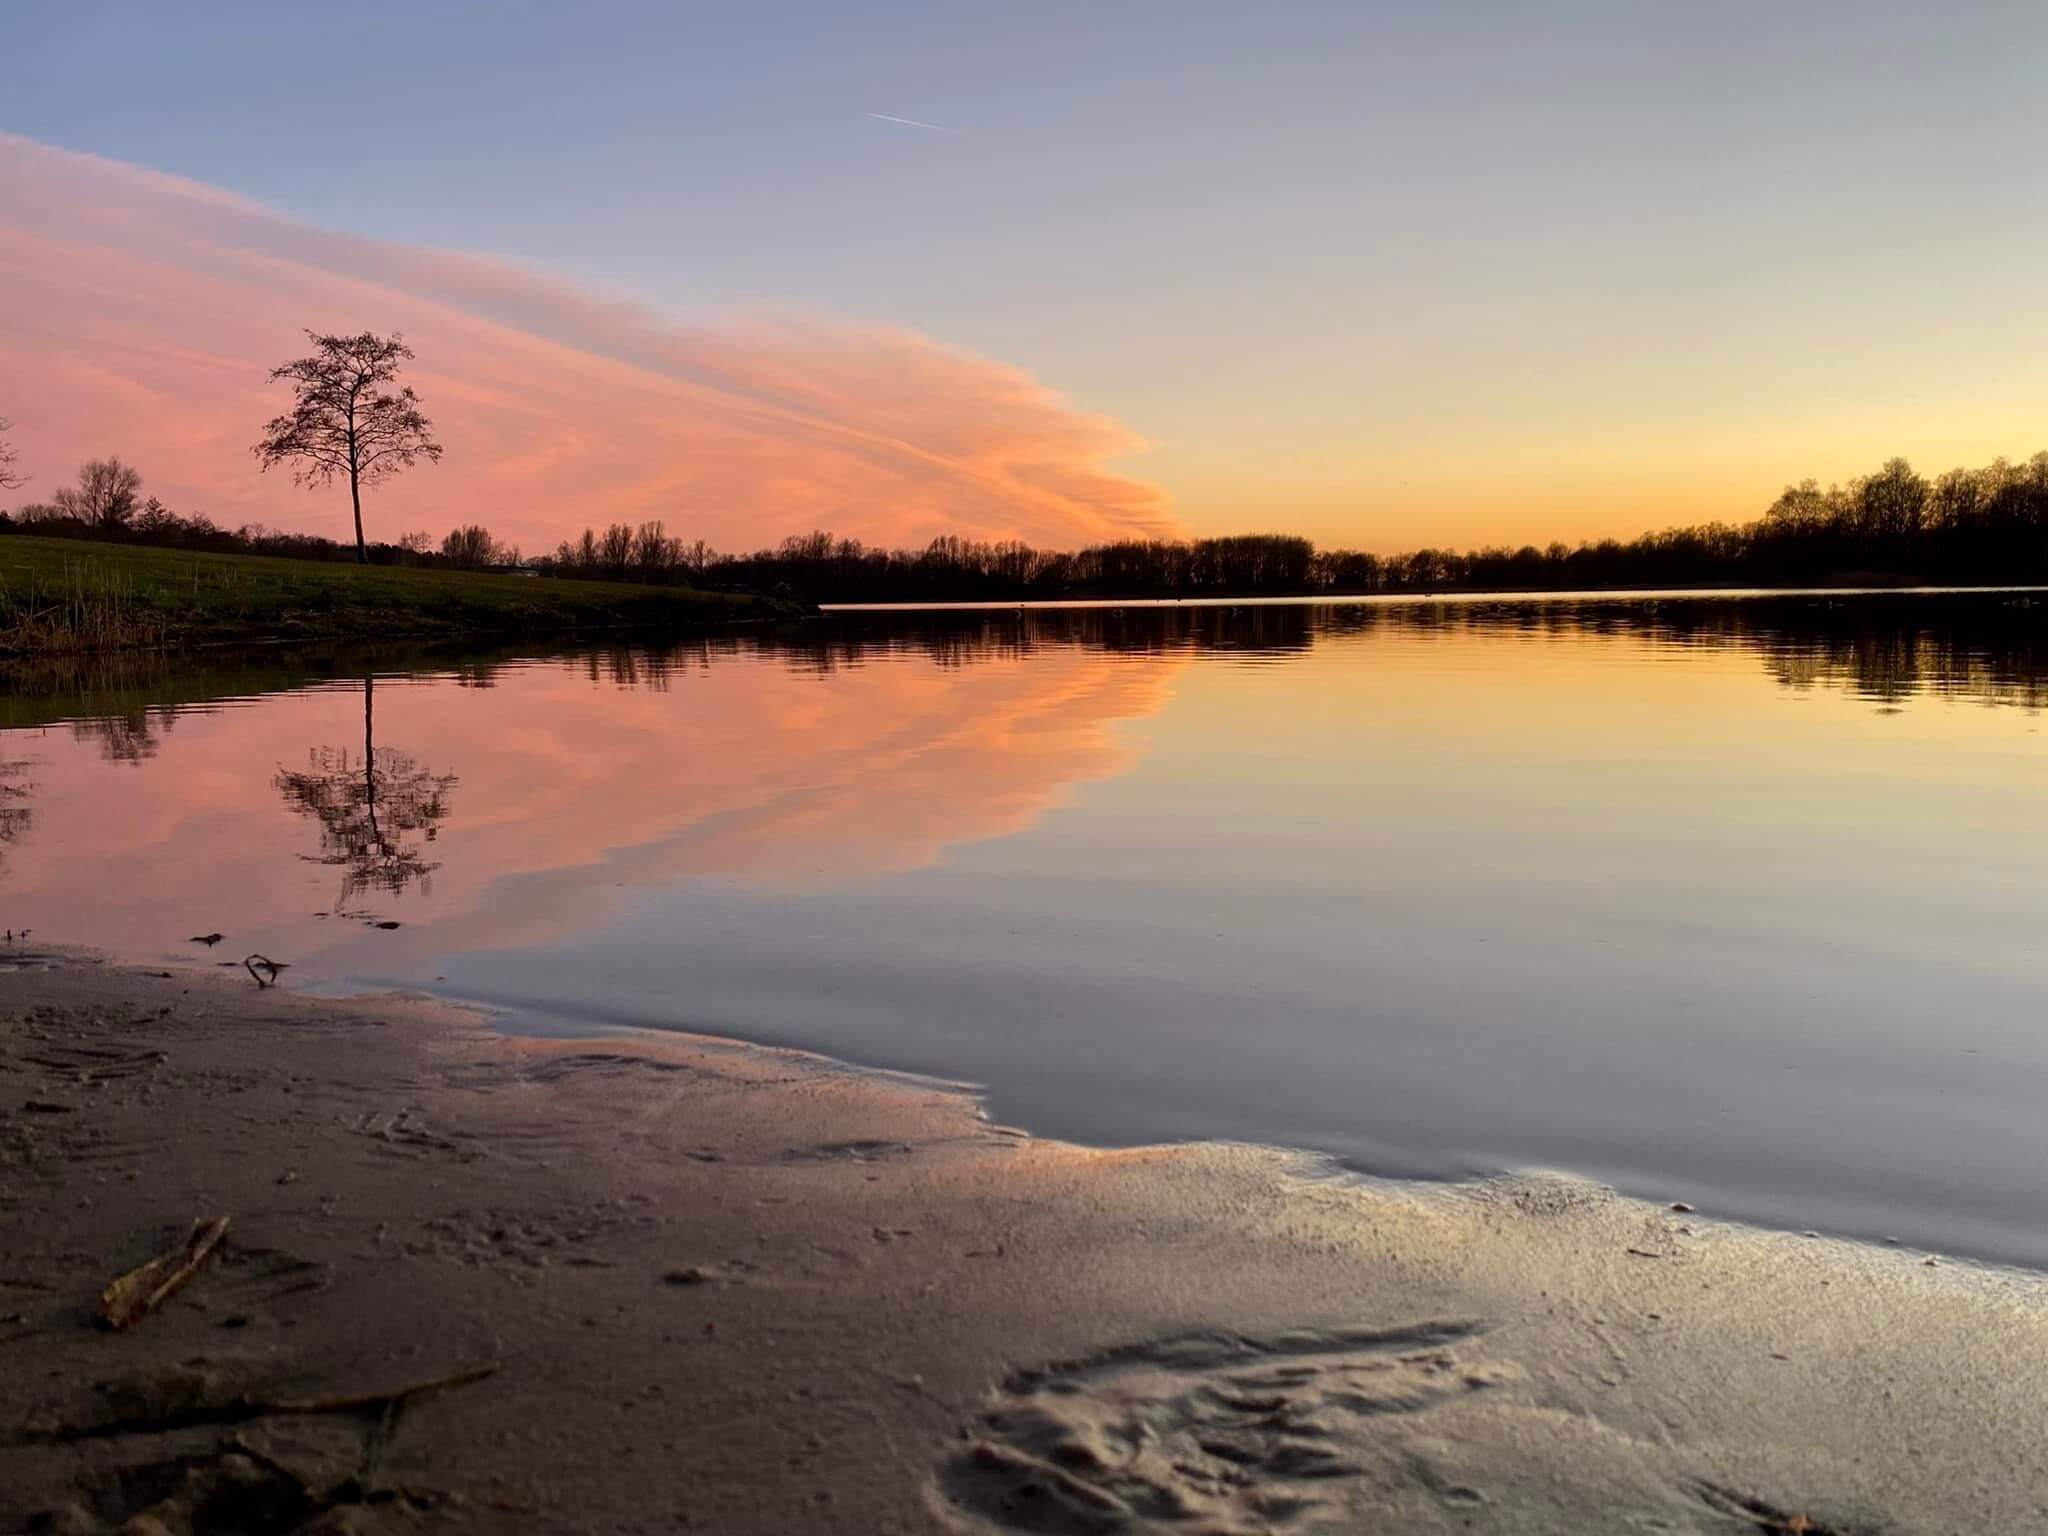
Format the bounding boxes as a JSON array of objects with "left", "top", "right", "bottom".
[
  {"left": 0, "top": 645, "right": 1181, "bottom": 969},
  {"left": 0, "top": 133, "right": 1178, "bottom": 553}
]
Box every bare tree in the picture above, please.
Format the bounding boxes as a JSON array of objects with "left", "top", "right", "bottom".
[
  {"left": 632, "top": 519, "right": 679, "bottom": 579},
  {"left": 598, "top": 522, "right": 634, "bottom": 576},
  {"left": 50, "top": 457, "right": 144, "bottom": 528},
  {"left": 253, "top": 331, "right": 443, "bottom": 563},
  {"left": 0, "top": 418, "right": 24, "bottom": 492},
  {"left": 440, "top": 524, "right": 499, "bottom": 569}
]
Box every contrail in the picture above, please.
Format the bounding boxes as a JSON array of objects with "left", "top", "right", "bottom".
[{"left": 864, "top": 112, "right": 964, "bottom": 135}]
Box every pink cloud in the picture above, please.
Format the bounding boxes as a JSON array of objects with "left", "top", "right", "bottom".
[{"left": 0, "top": 133, "right": 1179, "bottom": 553}]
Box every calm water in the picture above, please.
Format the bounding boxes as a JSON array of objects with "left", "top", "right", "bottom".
[{"left": 7, "top": 593, "right": 2048, "bottom": 1264}]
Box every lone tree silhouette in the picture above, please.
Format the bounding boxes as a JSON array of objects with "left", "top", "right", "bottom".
[
  {"left": 0, "top": 417, "right": 25, "bottom": 491},
  {"left": 253, "top": 331, "right": 443, "bottom": 563}
]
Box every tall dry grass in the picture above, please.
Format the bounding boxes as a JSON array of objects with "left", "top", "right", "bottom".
[{"left": 0, "top": 556, "right": 168, "bottom": 655}]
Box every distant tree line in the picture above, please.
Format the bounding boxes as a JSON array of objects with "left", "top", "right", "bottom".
[
  {"left": 545, "top": 520, "right": 716, "bottom": 585},
  {"left": 541, "top": 450, "right": 2048, "bottom": 601},
  {"left": 12, "top": 428, "right": 2048, "bottom": 601}
]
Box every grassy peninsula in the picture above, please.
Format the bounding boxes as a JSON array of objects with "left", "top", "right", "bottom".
[{"left": 0, "top": 535, "right": 799, "bottom": 656}]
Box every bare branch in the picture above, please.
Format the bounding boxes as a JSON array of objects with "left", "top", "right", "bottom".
[{"left": 0, "top": 417, "right": 27, "bottom": 492}]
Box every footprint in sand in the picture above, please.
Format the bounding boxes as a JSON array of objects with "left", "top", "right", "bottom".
[{"left": 933, "top": 1320, "right": 1506, "bottom": 1533}]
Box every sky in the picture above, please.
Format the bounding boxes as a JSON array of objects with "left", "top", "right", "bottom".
[{"left": 7, "top": 1, "right": 2048, "bottom": 554}]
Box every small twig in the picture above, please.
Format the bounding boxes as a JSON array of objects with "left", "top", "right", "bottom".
[{"left": 243, "top": 954, "right": 288, "bottom": 988}]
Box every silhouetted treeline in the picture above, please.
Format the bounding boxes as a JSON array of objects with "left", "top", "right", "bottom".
[
  {"left": 542, "top": 525, "right": 1333, "bottom": 599},
  {"left": 545, "top": 520, "right": 713, "bottom": 585},
  {"left": 545, "top": 451, "right": 2048, "bottom": 601},
  {"left": 18, "top": 447, "right": 2048, "bottom": 600}
]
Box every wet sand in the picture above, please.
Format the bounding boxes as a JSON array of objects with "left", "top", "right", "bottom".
[{"left": 3, "top": 948, "right": 2046, "bottom": 1534}]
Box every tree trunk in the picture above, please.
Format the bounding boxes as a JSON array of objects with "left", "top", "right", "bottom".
[{"left": 349, "top": 465, "right": 366, "bottom": 564}]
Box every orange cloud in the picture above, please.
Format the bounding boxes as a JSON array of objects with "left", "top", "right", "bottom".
[{"left": 0, "top": 133, "right": 1178, "bottom": 553}]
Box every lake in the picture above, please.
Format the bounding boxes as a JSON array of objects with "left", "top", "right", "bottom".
[{"left": 7, "top": 591, "right": 2048, "bottom": 1265}]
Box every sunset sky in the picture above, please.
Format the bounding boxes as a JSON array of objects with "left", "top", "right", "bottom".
[{"left": 8, "top": 2, "right": 2048, "bottom": 554}]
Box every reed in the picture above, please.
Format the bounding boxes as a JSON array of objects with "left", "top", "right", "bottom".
[{"left": 0, "top": 553, "right": 169, "bottom": 655}]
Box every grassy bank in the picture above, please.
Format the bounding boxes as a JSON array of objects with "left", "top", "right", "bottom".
[{"left": 0, "top": 536, "right": 799, "bottom": 655}]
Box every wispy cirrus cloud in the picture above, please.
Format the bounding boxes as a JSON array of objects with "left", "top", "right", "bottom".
[
  {"left": 863, "top": 112, "right": 965, "bottom": 134},
  {"left": 0, "top": 133, "right": 1175, "bottom": 553}
]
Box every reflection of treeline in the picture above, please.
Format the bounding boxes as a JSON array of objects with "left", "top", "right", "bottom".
[
  {"left": 751, "top": 595, "right": 2048, "bottom": 708},
  {"left": 441, "top": 594, "right": 2048, "bottom": 711},
  {"left": 18, "top": 594, "right": 2048, "bottom": 773},
  {"left": 1571, "top": 594, "right": 2048, "bottom": 709},
  {"left": 548, "top": 452, "right": 2048, "bottom": 601}
]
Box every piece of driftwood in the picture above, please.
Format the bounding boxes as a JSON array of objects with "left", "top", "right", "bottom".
[
  {"left": 266, "top": 1361, "right": 501, "bottom": 1419},
  {"left": 99, "top": 1216, "right": 232, "bottom": 1330},
  {"left": 244, "top": 954, "right": 288, "bottom": 988}
]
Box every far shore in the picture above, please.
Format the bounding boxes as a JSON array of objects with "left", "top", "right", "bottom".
[
  {"left": 12, "top": 524, "right": 2048, "bottom": 663},
  {"left": 4, "top": 946, "right": 2047, "bottom": 1533}
]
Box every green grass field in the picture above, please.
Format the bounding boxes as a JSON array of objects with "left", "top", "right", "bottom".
[{"left": 0, "top": 536, "right": 796, "bottom": 655}]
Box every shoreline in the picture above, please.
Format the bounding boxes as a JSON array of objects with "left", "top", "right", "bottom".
[
  {"left": 0, "top": 608, "right": 813, "bottom": 666},
  {"left": 444, "top": 984, "right": 2022, "bottom": 1279},
  {"left": 5, "top": 949, "right": 2048, "bottom": 1533}
]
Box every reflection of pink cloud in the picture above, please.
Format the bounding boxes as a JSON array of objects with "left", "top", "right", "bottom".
[
  {"left": 0, "top": 644, "right": 1181, "bottom": 971},
  {"left": 0, "top": 133, "right": 1178, "bottom": 552}
]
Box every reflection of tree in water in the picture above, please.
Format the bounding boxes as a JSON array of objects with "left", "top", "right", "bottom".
[
  {"left": 0, "top": 758, "right": 31, "bottom": 874},
  {"left": 273, "top": 677, "right": 457, "bottom": 904},
  {"left": 71, "top": 709, "right": 175, "bottom": 763}
]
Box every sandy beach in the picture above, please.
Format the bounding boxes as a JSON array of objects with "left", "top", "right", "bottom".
[{"left": 3, "top": 947, "right": 2046, "bottom": 1534}]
